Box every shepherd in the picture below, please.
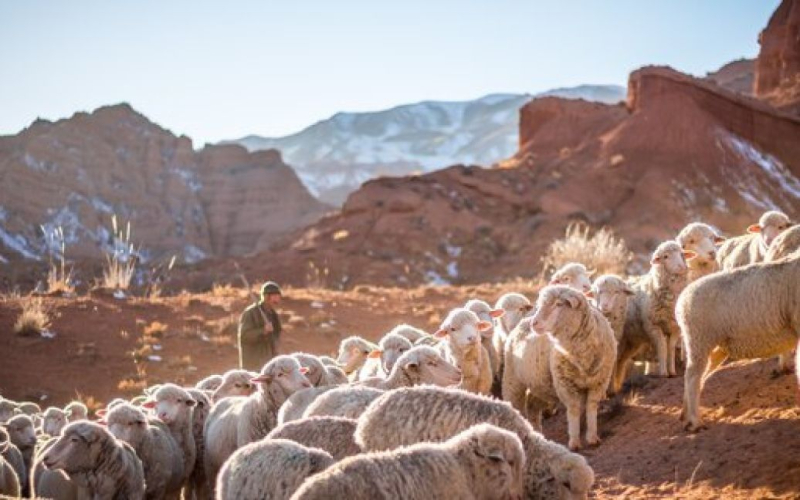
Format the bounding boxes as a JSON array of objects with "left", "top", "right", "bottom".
[{"left": 238, "top": 281, "right": 283, "bottom": 371}]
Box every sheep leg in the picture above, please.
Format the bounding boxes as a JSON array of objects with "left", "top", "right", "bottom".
[
  {"left": 613, "top": 342, "right": 645, "bottom": 393},
  {"left": 565, "top": 399, "right": 582, "bottom": 450},
  {"left": 773, "top": 351, "right": 794, "bottom": 377},
  {"left": 653, "top": 328, "right": 669, "bottom": 377},
  {"left": 585, "top": 389, "right": 603, "bottom": 446},
  {"left": 701, "top": 347, "right": 728, "bottom": 384},
  {"left": 667, "top": 333, "right": 680, "bottom": 377},
  {"left": 682, "top": 353, "right": 708, "bottom": 432}
]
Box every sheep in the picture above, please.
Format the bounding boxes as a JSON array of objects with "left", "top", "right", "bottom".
[
  {"left": 303, "top": 386, "right": 385, "bottom": 420},
  {"left": 41, "top": 421, "right": 145, "bottom": 499},
  {"left": 677, "top": 255, "right": 800, "bottom": 432},
  {"left": 64, "top": 402, "right": 88, "bottom": 422},
  {"left": 335, "top": 336, "right": 378, "bottom": 378},
  {"left": 622, "top": 241, "right": 694, "bottom": 380},
  {"left": 17, "top": 402, "right": 41, "bottom": 416},
  {"left": 358, "top": 345, "right": 462, "bottom": 390},
  {"left": 296, "top": 423, "right": 525, "bottom": 500},
  {"left": 3, "top": 414, "right": 36, "bottom": 492},
  {"left": 549, "top": 262, "right": 593, "bottom": 294},
  {"left": 0, "top": 427, "right": 26, "bottom": 497},
  {"left": 266, "top": 417, "right": 361, "bottom": 461},
  {"left": 31, "top": 436, "right": 81, "bottom": 500},
  {"left": 357, "top": 332, "right": 413, "bottom": 380},
  {"left": 0, "top": 428, "right": 20, "bottom": 498},
  {"left": 196, "top": 374, "right": 224, "bottom": 393},
  {"left": 277, "top": 386, "right": 337, "bottom": 424},
  {"left": 465, "top": 299, "right": 506, "bottom": 381},
  {"left": 185, "top": 388, "right": 212, "bottom": 500},
  {"left": 146, "top": 383, "right": 197, "bottom": 490},
  {"left": 105, "top": 402, "right": 184, "bottom": 499},
  {"left": 765, "top": 225, "right": 800, "bottom": 262},
  {"left": 217, "top": 438, "right": 333, "bottom": 500},
  {"left": 41, "top": 407, "right": 68, "bottom": 438},
  {"left": 212, "top": 369, "right": 256, "bottom": 402},
  {"left": 492, "top": 293, "right": 534, "bottom": 382},
  {"left": 591, "top": 275, "right": 635, "bottom": 395},
  {"left": 356, "top": 386, "right": 594, "bottom": 500},
  {"left": 717, "top": 210, "right": 793, "bottom": 270},
  {"left": 203, "top": 355, "right": 311, "bottom": 492},
  {"left": 323, "top": 365, "right": 349, "bottom": 385},
  {"left": 434, "top": 308, "right": 494, "bottom": 394},
  {"left": 387, "top": 323, "right": 429, "bottom": 343},
  {"left": 676, "top": 222, "right": 724, "bottom": 282},
  {"left": 293, "top": 353, "right": 343, "bottom": 387},
  {"left": 0, "top": 398, "right": 18, "bottom": 423}
]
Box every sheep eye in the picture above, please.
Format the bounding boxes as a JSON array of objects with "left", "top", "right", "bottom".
[
  {"left": 234, "top": 383, "right": 242, "bottom": 388},
  {"left": 562, "top": 481, "right": 572, "bottom": 491},
  {"left": 488, "top": 456, "right": 503, "bottom": 463},
  {"left": 450, "top": 327, "right": 456, "bottom": 332},
  {"left": 70, "top": 437, "right": 79, "bottom": 442}
]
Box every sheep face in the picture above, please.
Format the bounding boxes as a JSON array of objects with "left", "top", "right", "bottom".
[
  {"left": 435, "top": 309, "right": 492, "bottom": 349},
  {"left": 379, "top": 335, "right": 413, "bottom": 373},
  {"left": 550, "top": 263, "right": 593, "bottom": 294},
  {"left": 495, "top": 294, "right": 533, "bottom": 334},
  {"left": 337, "top": 343, "right": 371, "bottom": 374},
  {"left": 650, "top": 242, "right": 691, "bottom": 276},
  {"left": 465, "top": 299, "right": 505, "bottom": 340},
  {"left": 592, "top": 275, "right": 633, "bottom": 316},
  {"left": 149, "top": 385, "right": 195, "bottom": 425},
  {"left": 294, "top": 354, "right": 326, "bottom": 386},
  {"left": 42, "top": 422, "right": 104, "bottom": 473},
  {"left": 531, "top": 286, "right": 587, "bottom": 336},
  {"left": 456, "top": 424, "right": 526, "bottom": 500},
  {"left": 550, "top": 454, "right": 595, "bottom": 500},
  {"left": 214, "top": 370, "right": 255, "bottom": 399},
  {"left": 42, "top": 408, "right": 68, "bottom": 437},
  {"left": 750, "top": 210, "right": 793, "bottom": 248},
  {"left": 401, "top": 347, "right": 462, "bottom": 386},
  {"left": 251, "top": 356, "right": 312, "bottom": 396},
  {"left": 65, "top": 403, "right": 88, "bottom": 422},
  {"left": 677, "top": 223, "right": 723, "bottom": 264},
  {"left": 106, "top": 405, "right": 147, "bottom": 448},
  {"left": 3, "top": 415, "right": 36, "bottom": 450}
]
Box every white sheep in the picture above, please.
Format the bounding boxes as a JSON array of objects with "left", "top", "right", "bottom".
[
  {"left": 30, "top": 436, "right": 80, "bottom": 500},
  {"left": 0, "top": 398, "right": 17, "bottom": 423},
  {"left": 212, "top": 369, "right": 257, "bottom": 402},
  {"left": 717, "top": 210, "right": 793, "bottom": 270},
  {"left": 41, "top": 407, "right": 68, "bottom": 438},
  {"left": 266, "top": 417, "right": 361, "bottom": 461},
  {"left": 357, "top": 332, "right": 412, "bottom": 380},
  {"left": 387, "top": 323, "right": 430, "bottom": 343},
  {"left": 549, "top": 262, "right": 594, "bottom": 294},
  {"left": 41, "top": 421, "right": 145, "bottom": 499},
  {"left": 677, "top": 255, "right": 800, "bottom": 432},
  {"left": 204, "top": 355, "right": 311, "bottom": 492},
  {"left": 105, "top": 402, "right": 184, "bottom": 499},
  {"left": 294, "top": 423, "right": 525, "bottom": 500},
  {"left": 3, "top": 414, "right": 36, "bottom": 490},
  {"left": 0, "top": 429, "right": 20, "bottom": 498},
  {"left": 293, "top": 353, "right": 343, "bottom": 387},
  {"left": 145, "top": 383, "right": 197, "bottom": 491},
  {"left": 217, "top": 438, "right": 333, "bottom": 500},
  {"left": 464, "top": 299, "right": 506, "bottom": 382},
  {"left": 0, "top": 427, "right": 26, "bottom": 498},
  {"left": 196, "top": 374, "right": 224, "bottom": 393},
  {"left": 356, "top": 386, "right": 594, "bottom": 500},
  {"left": 591, "top": 275, "right": 635, "bottom": 394},
  {"left": 491, "top": 293, "right": 534, "bottom": 395},
  {"left": 765, "top": 224, "right": 800, "bottom": 262},
  {"left": 434, "top": 308, "right": 494, "bottom": 394},
  {"left": 277, "top": 386, "right": 337, "bottom": 425},
  {"left": 676, "top": 222, "right": 724, "bottom": 282},
  {"left": 335, "top": 336, "right": 378, "bottom": 378},
  {"left": 186, "top": 387, "right": 212, "bottom": 500},
  {"left": 64, "top": 401, "right": 88, "bottom": 423},
  {"left": 303, "top": 387, "right": 385, "bottom": 421}
]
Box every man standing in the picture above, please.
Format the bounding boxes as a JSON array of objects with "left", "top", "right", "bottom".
[{"left": 238, "top": 281, "right": 283, "bottom": 371}]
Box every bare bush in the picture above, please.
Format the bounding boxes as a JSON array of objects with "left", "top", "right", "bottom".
[
  {"left": 101, "top": 215, "right": 137, "bottom": 290},
  {"left": 14, "top": 297, "right": 51, "bottom": 336},
  {"left": 42, "top": 225, "right": 74, "bottom": 294},
  {"left": 541, "top": 222, "right": 632, "bottom": 279}
]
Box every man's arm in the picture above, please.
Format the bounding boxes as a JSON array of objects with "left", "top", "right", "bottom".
[{"left": 238, "top": 309, "right": 264, "bottom": 344}]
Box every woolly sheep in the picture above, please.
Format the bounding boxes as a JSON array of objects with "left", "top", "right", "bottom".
[
  {"left": 266, "top": 417, "right": 361, "bottom": 461},
  {"left": 106, "top": 402, "right": 184, "bottom": 499},
  {"left": 358, "top": 345, "right": 463, "bottom": 390},
  {"left": 717, "top": 210, "right": 793, "bottom": 270},
  {"left": 293, "top": 353, "right": 343, "bottom": 387},
  {"left": 0, "top": 428, "right": 20, "bottom": 498},
  {"left": 676, "top": 222, "right": 724, "bottom": 282},
  {"left": 30, "top": 436, "right": 80, "bottom": 500},
  {"left": 765, "top": 225, "right": 800, "bottom": 262},
  {"left": 549, "top": 263, "right": 593, "bottom": 294},
  {"left": 492, "top": 294, "right": 534, "bottom": 373},
  {"left": 64, "top": 402, "right": 88, "bottom": 422},
  {"left": 677, "top": 256, "right": 800, "bottom": 432},
  {"left": 0, "top": 399, "right": 18, "bottom": 423},
  {"left": 356, "top": 386, "right": 594, "bottom": 500},
  {"left": 0, "top": 427, "right": 26, "bottom": 497},
  {"left": 17, "top": 402, "right": 41, "bottom": 416},
  {"left": 591, "top": 275, "right": 635, "bottom": 394},
  {"left": 204, "top": 355, "right": 312, "bottom": 492},
  {"left": 335, "top": 336, "right": 378, "bottom": 378},
  {"left": 387, "top": 323, "right": 429, "bottom": 343},
  {"left": 3, "top": 414, "right": 36, "bottom": 490},
  {"left": 41, "top": 421, "right": 144, "bottom": 499},
  {"left": 303, "top": 386, "right": 385, "bottom": 421},
  {"left": 217, "top": 438, "right": 333, "bottom": 500},
  {"left": 295, "top": 423, "right": 525, "bottom": 500},
  {"left": 186, "top": 387, "right": 212, "bottom": 500},
  {"left": 196, "top": 374, "right": 224, "bottom": 392},
  {"left": 212, "top": 369, "right": 256, "bottom": 402},
  {"left": 323, "top": 365, "right": 349, "bottom": 385},
  {"left": 41, "top": 407, "right": 68, "bottom": 438},
  {"left": 465, "top": 299, "right": 505, "bottom": 381},
  {"left": 358, "top": 332, "right": 413, "bottom": 380},
  {"left": 277, "top": 386, "right": 337, "bottom": 425},
  {"left": 435, "top": 308, "right": 494, "bottom": 394},
  {"left": 146, "top": 383, "right": 197, "bottom": 490}
]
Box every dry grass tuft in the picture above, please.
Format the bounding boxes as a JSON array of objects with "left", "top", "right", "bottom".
[
  {"left": 101, "top": 214, "right": 137, "bottom": 290},
  {"left": 42, "top": 226, "right": 74, "bottom": 294},
  {"left": 14, "top": 297, "right": 51, "bottom": 336},
  {"left": 541, "top": 222, "right": 633, "bottom": 280}
]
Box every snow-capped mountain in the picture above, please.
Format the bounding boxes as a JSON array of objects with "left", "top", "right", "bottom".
[{"left": 233, "top": 85, "right": 626, "bottom": 205}]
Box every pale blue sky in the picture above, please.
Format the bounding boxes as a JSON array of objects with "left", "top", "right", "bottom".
[{"left": 0, "top": 1, "right": 780, "bottom": 145}]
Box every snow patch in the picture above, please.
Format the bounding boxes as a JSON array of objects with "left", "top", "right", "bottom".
[
  {"left": 183, "top": 244, "right": 207, "bottom": 264},
  {"left": 0, "top": 226, "right": 40, "bottom": 260}
]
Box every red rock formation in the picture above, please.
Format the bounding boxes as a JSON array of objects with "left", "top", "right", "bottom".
[
  {"left": 0, "top": 104, "right": 328, "bottom": 264},
  {"left": 755, "top": 0, "right": 800, "bottom": 113},
  {"left": 705, "top": 59, "right": 754, "bottom": 95}
]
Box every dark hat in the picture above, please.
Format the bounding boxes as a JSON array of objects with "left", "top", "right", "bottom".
[{"left": 260, "top": 281, "right": 282, "bottom": 298}]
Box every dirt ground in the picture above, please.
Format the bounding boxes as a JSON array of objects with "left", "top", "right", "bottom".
[{"left": 1, "top": 284, "right": 798, "bottom": 499}]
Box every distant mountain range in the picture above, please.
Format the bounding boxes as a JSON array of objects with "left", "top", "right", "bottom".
[{"left": 232, "top": 85, "right": 627, "bottom": 204}]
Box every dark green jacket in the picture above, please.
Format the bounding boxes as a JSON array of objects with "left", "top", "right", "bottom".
[{"left": 238, "top": 302, "right": 282, "bottom": 371}]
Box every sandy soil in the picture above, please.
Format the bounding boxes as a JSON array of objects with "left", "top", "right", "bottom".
[{"left": 1, "top": 285, "right": 798, "bottom": 499}]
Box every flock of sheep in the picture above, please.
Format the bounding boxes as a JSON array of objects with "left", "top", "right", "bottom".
[{"left": 0, "top": 208, "right": 798, "bottom": 499}]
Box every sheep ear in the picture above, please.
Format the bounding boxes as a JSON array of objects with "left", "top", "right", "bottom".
[
  {"left": 95, "top": 409, "right": 108, "bottom": 418},
  {"left": 367, "top": 350, "right": 382, "bottom": 359},
  {"left": 477, "top": 320, "right": 493, "bottom": 332},
  {"left": 584, "top": 290, "right": 595, "bottom": 299},
  {"left": 250, "top": 374, "right": 272, "bottom": 384},
  {"left": 623, "top": 285, "right": 635, "bottom": 296},
  {"left": 713, "top": 235, "right": 726, "bottom": 245},
  {"left": 141, "top": 400, "right": 156, "bottom": 410},
  {"left": 747, "top": 224, "right": 761, "bottom": 234},
  {"left": 649, "top": 255, "right": 661, "bottom": 265},
  {"left": 404, "top": 361, "right": 419, "bottom": 373},
  {"left": 522, "top": 304, "right": 534, "bottom": 312},
  {"left": 682, "top": 250, "right": 697, "bottom": 260},
  {"left": 548, "top": 278, "right": 560, "bottom": 285},
  {"left": 299, "top": 366, "right": 310, "bottom": 374},
  {"left": 564, "top": 294, "right": 582, "bottom": 309},
  {"left": 489, "top": 309, "right": 505, "bottom": 318},
  {"left": 185, "top": 399, "right": 196, "bottom": 407},
  {"left": 433, "top": 329, "right": 448, "bottom": 338}
]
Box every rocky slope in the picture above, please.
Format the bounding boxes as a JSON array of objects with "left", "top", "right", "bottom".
[
  {"left": 0, "top": 104, "right": 328, "bottom": 265},
  {"left": 227, "top": 65, "right": 800, "bottom": 290},
  {"left": 705, "top": 59, "right": 754, "bottom": 95},
  {"left": 755, "top": 0, "right": 800, "bottom": 114},
  {"left": 234, "top": 86, "right": 626, "bottom": 205}
]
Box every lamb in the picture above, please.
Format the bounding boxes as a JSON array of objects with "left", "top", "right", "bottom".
[
  {"left": 41, "top": 407, "right": 68, "bottom": 438},
  {"left": 492, "top": 293, "right": 534, "bottom": 384},
  {"left": 203, "top": 355, "right": 311, "bottom": 492},
  {"left": 277, "top": 386, "right": 337, "bottom": 424},
  {"left": 145, "top": 383, "right": 197, "bottom": 490},
  {"left": 217, "top": 438, "right": 333, "bottom": 500},
  {"left": 591, "top": 275, "right": 635, "bottom": 394},
  {"left": 296, "top": 423, "right": 525, "bottom": 500},
  {"left": 335, "top": 336, "right": 378, "bottom": 378},
  {"left": 622, "top": 241, "right": 694, "bottom": 379},
  {"left": 105, "top": 402, "right": 184, "bottom": 499},
  {"left": 3, "top": 414, "right": 36, "bottom": 491},
  {"left": 549, "top": 262, "right": 593, "bottom": 294},
  {"left": 212, "top": 369, "right": 256, "bottom": 402},
  {"left": 356, "top": 386, "right": 594, "bottom": 500},
  {"left": 64, "top": 401, "right": 88, "bottom": 422},
  {"left": 0, "top": 427, "right": 26, "bottom": 497},
  {"left": 464, "top": 299, "right": 505, "bottom": 381},
  {"left": 676, "top": 222, "right": 724, "bottom": 282},
  {"left": 357, "top": 332, "right": 413, "bottom": 380},
  {"left": 0, "top": 428, "right": 20, "bottom": 498},
  {"left": 41, "top": 421, "right": 145, "bottom": 499},
  {"left": 266, "top": 417, "right": 361, "bottom": 461},
  {"left": 677, "top": 256, "right": 800, "bottom": 432},
  {"left": 195, "top": 374, "right": 224, "bottom": 393},
  {"left": 185, "top": 388, "right": 212, "bottom": 500},
  {"left": 303, "top": 386, "right": 385, "bottom": 420},
  {"left": 435, "top": 308, "right": 494, "bottom": 394},
  {"left": 717, "top": 210, "right": 793, "bottom": 270},
  {"left": 765, "top": 224, "right": 800, "bottom": 262},
  {"left": 293, "top": 353, "right": 343, "bottom": 387}
]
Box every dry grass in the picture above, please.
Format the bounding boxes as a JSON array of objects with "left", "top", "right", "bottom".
[
  {"left": 42, "top": 226, "right": 74, "bottom": 294},
  {"left": 541, "top": 222, "right": 633, "bottom": 279},
  {"left": 101, "top": 215, "right": 137, "bottom": 290},
  {"left": 14, "top": 297, "right": 51, "bottom": 336},
  {"left": 211, "top": 283, "right": 246, "bottom": 298}
]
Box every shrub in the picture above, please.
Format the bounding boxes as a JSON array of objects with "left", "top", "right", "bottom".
[
  {"left": 14, "top": 298, "right": 51, "bottom": 336},
  {"left": 541, "top": 221, "right": 632, "bottom": 279},
  {"left": 42, "top": 226, "right": 74, "bottom": 294},
  {"left": 101, "top": 215, "right": 137, "bottom": 290}
]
